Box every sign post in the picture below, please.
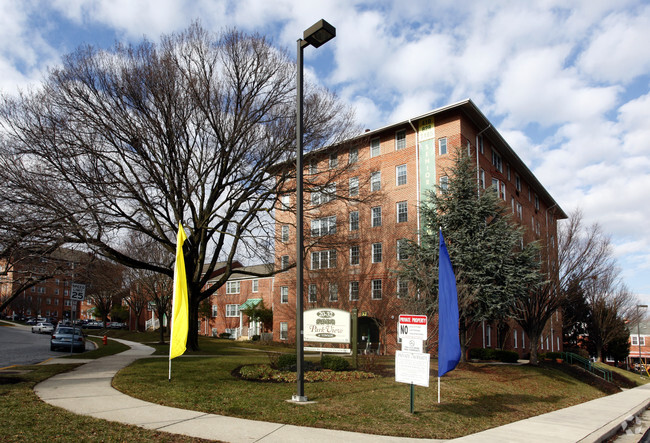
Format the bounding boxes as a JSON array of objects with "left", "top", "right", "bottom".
[
  {"left": 396, "top": 314, "right": 429, "bottom": 413},
  {"left": 69, "top": 283, "right": 86, "bottom": 354}
]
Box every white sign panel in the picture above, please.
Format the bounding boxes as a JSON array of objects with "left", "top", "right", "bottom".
[
  {"left": 304, "top": 308, "right": 350, "bottom": 343},
  {"left": 395, "top": 350, "right": 431, "bottom": 387},
  {"left": 304, "top": 347, "right": 351, "bottom": 354},
  {"left": 401, "top": 338, "right": 424, "bottom": 353},
  {"left": 398, "top": 314, "right": 428, "bottom": 341},
  {"left": 70, "top": 283, "right": 86, "bottom": 301}
]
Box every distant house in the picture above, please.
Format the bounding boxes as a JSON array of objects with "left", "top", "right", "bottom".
[{"left": 628, "top": 320, "right": 650, "bottom": 365}]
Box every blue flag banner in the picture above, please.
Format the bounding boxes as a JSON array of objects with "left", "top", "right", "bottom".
[{"left": 438, "top": 230, "right": 461, "bottom": 377}]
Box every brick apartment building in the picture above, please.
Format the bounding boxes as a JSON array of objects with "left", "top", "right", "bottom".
[{"left": 268, "top": 98, "right": 567, "bottom": 357}]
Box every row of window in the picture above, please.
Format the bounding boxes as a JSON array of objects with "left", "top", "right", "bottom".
[
  {"left": 278, "top": 278, "right": 409, "bottom": 303},
  {"left": 225, "top": 279, "right": 259, "bottom": 295},
  {"left": 28, "top": 287, "right": 69, "bottom": 296},
  {"left": 310, "top": 240, "right": 409, "bottom": 270}
]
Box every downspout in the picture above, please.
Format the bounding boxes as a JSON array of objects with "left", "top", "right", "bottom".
[{"left": 408, "top": 118, "right": 421, "bottom": 244}]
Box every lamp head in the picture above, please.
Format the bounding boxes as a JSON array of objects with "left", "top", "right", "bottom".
[{"left": 303, "top": 19, "right": 336, "bottom": 48}]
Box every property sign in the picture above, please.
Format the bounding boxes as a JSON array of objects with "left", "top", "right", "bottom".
[
  {"left": 395, "top": 350, "right": 431, "bottom": 387},
  {"left": 398, "top": 314, "right": 428, "bottom": 341},
  {"left": 304, "top": 308, "right": 350, "bottom": 343},
  {"left": 401, "top": 338, "right": 424, "bottom": 353},
  {"left": 70, "top": 283, "right": 86, "bottom": 301}
]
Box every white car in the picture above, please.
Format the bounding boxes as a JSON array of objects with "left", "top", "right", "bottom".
[{"left": 32, "top": 322, "right": 55, "bottom": 334}]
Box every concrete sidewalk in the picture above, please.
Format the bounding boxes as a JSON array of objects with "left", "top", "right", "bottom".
[{"left": 34, "top": 339, "right": 650, "bottom": 442}]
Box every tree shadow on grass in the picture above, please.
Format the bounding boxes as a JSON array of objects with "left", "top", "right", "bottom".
[{"left": 428, "top": 393, "right": 564, "bottom": 419}]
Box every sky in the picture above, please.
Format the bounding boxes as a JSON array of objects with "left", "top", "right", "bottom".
[{"left": 1, "top": 0, "right": 649, "bottom": 303}]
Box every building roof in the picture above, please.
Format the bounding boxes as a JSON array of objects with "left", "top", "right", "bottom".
[
  {"left": 631, "top": 320, "right": 650, "bottom": 336},
  {"left": 239, "top": 298, "right": 263, "bottom": 310},
  {"left": 207, "top": 263, "right": 274, "bottom": 283}
]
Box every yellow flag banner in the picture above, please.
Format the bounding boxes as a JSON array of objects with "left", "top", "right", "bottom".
[{"left": 169, "top": 222, "right": 188, "bottom": 361}]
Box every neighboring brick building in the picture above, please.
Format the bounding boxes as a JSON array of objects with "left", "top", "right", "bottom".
[
  {"left": 628, "top": 320, "right": 650, "bottom": 366},
  {"left": 270, "top": 99, "right": 567, "bottom": 356}
]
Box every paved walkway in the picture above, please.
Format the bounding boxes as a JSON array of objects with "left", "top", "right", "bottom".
[{"left": 34, "top": 338, "right": 650, "bottom": 443}]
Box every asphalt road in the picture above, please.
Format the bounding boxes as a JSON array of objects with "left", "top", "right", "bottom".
[{"left": 0, "top": 323, "right": 89, "bottom": 367}]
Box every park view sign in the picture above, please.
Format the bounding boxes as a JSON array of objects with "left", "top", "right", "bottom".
[{"left": 304, "top": 308, "right": 350, "bottom": 343}]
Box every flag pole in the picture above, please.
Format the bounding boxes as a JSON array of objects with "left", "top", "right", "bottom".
[{"left": 438, "top": 376, "right": 441, "bottom": 403}]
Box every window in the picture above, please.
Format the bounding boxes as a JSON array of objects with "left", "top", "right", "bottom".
[
  {"left": 64, "top": 290, "right": 68, "bottom": 296},
  {"left": 514, "top": 329, "right": 518, "bottom": 348},
  {"left": 500, "top": 181, "right": 506, "bottom": 201},
  {"left": 349, "top": 147, "right": 358, "bottom": 164},
  {"left": 311, "top": 250, "right": 337, "bottom": 270},
  {"left": 226, "top": 304, "right": 239, "bottom": 317},
  {"left": 281, "top": 255, "right": 289, "bottom": 270},
  {"left": 329, "top": 153, "right": 338, "bottom": 169},
  {"left": 38, "top": 287, "right": 45, "bottom": 293},
  {"left": 309, "top": 162, "right": 318, "bottom": 175},
  {"left": 308, "top": 284, "right": 317, "bottom": 303},
  {"left": 280, "top": 322, "right": 288, "bottom": 340},
  {"left": 329, "top": 283, "right": 338, "bottom": 302},
  {"left": 397, "top": 279, "right": 408, "bottom": 298},
  {"left": 281, "top": 225, "right": 289, "bottom": 243},
  {"left": 311, "top": 216, "right": 336, "bottom": 237},
  {"left": 349, "top": 176, "right": 359, "bottom": 197},
  {"left": 54, "top": 298, "right": 59, "bottom": 306},
  {"left": 370, "top": 171, "right": 381, "bottom": 191},
  {"left": 280, "top": 286, "right": 288, "bottom": 304},
  {"left": 372, "top": 279, "right": 382, "bottom": 299},
  {"left": 522, "top": 330, "right": 525, "bottom": 348},
  {"left": 372, "top": 243, "right": 382, "bottom": 263},
  {"left": 211, "top": 305, "right": 218, "bottom": 317},
  {"left": 371, "top": 206, "right": 382, "bottom": 227},
  {"left": 311, "top": 183, "right": 336, "bottom": 206},
  {"left": 515, "top": 174, "right": 521, "bottom": 192},
  {"left": 350, "top": 245, "right": 360, "bottom": 265},
  {"left": 534, "top": 194, "right": 540, "bottom": 211},
  {"left": 516, "top": 202, "right": 523, "bottom": 219},
  {"left": 439, "top": 137, "right": 447, "bottom": 155},
  {"left": 507, "top": 164, "right": 511, "bottom": 181},
  {"left": 440, "top": 175, "right": 449, "bottom": 192},
  {"left": 252, "top": 279, "right": 259, "bottom": 292},
  {"left": 480, "top": 169, "right": 486, "bottom": 189},
  {"left": 226, "top": 281, "right": 240, "bottom": 294},
  {"left": 54, "top": 289, "right": 59, "bottom": 295},
  {"left": 349, "top": 211, "right": 359, "bottom": 231},
  {"left": 486, "top": 324, "right": 492, "bottom": 347},
  {"left": 349, "top": 281, "right": 359, "bottom": 301},
  {"left": 479, "top": 135, "right": 484, "bottom": 154},
  {"left": 492, "top": 178, "right": 499, "bottom": 194},
  {"left": 395, "top": 130, "right": 406, "bottom": 150},
  {"left": 396, "top": 164, "right": 407, "bottom": 186},
  {"left": 397, "top": 239, "right": 409, "bottom": 260},
  {"left": 370, "top": 138, "right": 380, "bottom": 157},
  {"left": 281, "top": 195, "right": 290, "bottom": 209},
  {"left": 492, "top": 150, "right": 502, "bottom": 172},
  {"left": 397, "top": 201, "right": 408, "bottom": 223}
]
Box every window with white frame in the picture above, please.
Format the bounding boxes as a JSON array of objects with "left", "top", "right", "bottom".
[
  {"left": 211, "top": 305, "right": 218, "bottom": 317},
  {"left": 397, "top": 279, "right": 408, "bottom": 298},
  {"left": 370, "top": 138, "right": 380, "bottom": 157},
  {"left": 280, "top": 286, "right": 288, "bottom": 304},
  {"left": 479, "top": 135, "right": 484, "bottom": 154},
  {"left": 396, "top": 164, "right": 407, "bottom": 186},
  {"left": 397, "top": 239, "right": 409, "bottom": 260},
  {"left": 252, "top": 279, "right": 259, "bottom": 292},
  {"left": 311, "top": 216, "right": 336, "bottom": 237},
  {"left": 329, "top": 153, "right": 338, "bottom": 169},
  {"left": 395, "top": 130, "right": 406, "bottom": 150},
  {"left": 516, "top": 202, "right": 523, "bottom": 219},
  {"left": 440, "top": 175, "right": 449, "bottom": 192},
  {"left": 372, "top": 242, "right": 382, "bottom": 263},
  {"left": 480, "top": 169, "right": 486, "bottom": 189},
  {"left": 281, "top": 255, "right": 289, "bottom": 270},
  {"left": 492, "top": 150, "right": 502, "bottom": 172},
  {"left": 349, "top": 281, "right": 359, "bottom": 301},
  {"left": 521, "top": 330, "right": 525, "bottom": 348},
  {"left": 514, "top": 329, "right": 518, "bottom": 348},
  {"left": 439, "top": 137, "right": 447, "bottom": 155},
  {"left": 371, "top": 279, "right": 382, "bottom": 299},
  {"left": 371, "top": 206, "right": 382, "bottom": 227},
  {"left": 633, "top": 336, "right": 645, "bottom": 346},
  {"left": 226, "top": 281, "right": 240, "bottom": 294},
  {"left": 350, "top": 245, "right": 360, "bottom": 265},
  {"left": 281, "top": 194, "right": 290, "bottom": 209},
  {"left": 65, "top": 299, "right": 72, "bottom": 306},
  {"left": 311, "top": 183, "right": 336, "bottom": 206},
  {"left": 515, "top": 174, "right": 521, "bottom": 192},
  {"left": 486, "top": 324, "right": 492, "bottom": 347},
  {"left": 280, "top": 322, "right": 288, "bottom": 340},
  {"left": 349, "top": 147, "right": 358, "bottom": 164},
  {"left": 397, "top": 201, "right": 408, "bottom": 223},
  {"left": 349, "top": 176, "right": 359, "bottom": 197},
  {"left": 311, "top": 250, "right": 337, "bottom": 270},
  {"left": 370, "top": 171, "right": 381, "bottom": 191},
  {"left": 534, "top": 194, "right": 540, "bottom": 211},
  {"left": 329, "top": 283, "right": 338, "bottom": 302},
  {"left": 226, "top": 304, "right": 239, "bottom": 317},
  {"left": 500, "top": 181, "right": 506, "bottom": 201},
  {"left": 281, "top": 225, "right": 289, "bottom": 243},
  {"left": 349, "top": 211, "right": 359, "bottom": 231},
  {"left": 309, "top": 162, "right": 318, "bottom": 175},
  {"left": 308, "top": 284, "right": 317, "bottom": 303}
]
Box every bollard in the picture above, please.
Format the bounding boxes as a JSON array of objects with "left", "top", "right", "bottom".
[{"left": 102, "top": 335, "right": 108, "bottom": 346}]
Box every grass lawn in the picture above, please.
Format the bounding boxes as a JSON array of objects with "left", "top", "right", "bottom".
[
  {"left": 0, "top": 364, "right": 214, "bottom": 443},
  {"left": 113, "top": 353, "right": 614, "bottom": 439}
]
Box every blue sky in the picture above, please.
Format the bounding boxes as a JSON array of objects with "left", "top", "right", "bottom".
[{"left": 2, "top": 0, "right": 649, "bottom": 303}]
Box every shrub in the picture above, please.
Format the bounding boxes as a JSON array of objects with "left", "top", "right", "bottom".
[
  {"left": 321, "top": 355, "right": 350, "bottom": 371},
  {"left": 251, "top": 334, "right": 261, "bottom": 341},
  {"left": 545, "top": 352, "right": 562, "bottom": 360},
  {"left": 495, "top": 350, "right": 519, "bottom": 363},
  {"left": 469, "top": 348, "right": 497, "bottom": 361},
  {"left": 277, "top": 353, "right": 297, "bottom": 370},
  {"left": 219, "top": 332, "right": 231, "bottom": 339}
]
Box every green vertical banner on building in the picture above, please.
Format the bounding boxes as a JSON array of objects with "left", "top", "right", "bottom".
[{"left": 418, "top": 117, "right": 436, "bottom": 201}]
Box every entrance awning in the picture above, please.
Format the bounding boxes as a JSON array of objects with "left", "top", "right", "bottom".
[{"left": 239, "top": 298, "right": 262, "bottom": 311}]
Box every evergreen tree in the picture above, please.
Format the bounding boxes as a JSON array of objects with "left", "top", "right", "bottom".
[{"left": 399, "top": 148, "right": 540, "bottom": 361}]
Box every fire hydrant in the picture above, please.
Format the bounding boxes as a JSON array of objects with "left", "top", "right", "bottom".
[{"left": 102, "top": 335, "right": 108, "bottom": 346}]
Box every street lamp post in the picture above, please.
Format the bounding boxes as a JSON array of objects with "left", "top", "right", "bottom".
[
  {"left": 294, "top": 19, "right": 336, "bottom": 403},
  {"left": 637, "top": 304, "right": 648, "bottom": 370}
]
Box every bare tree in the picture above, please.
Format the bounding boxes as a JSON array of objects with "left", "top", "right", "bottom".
[
  {"left": 81, "top": 259, "right": 126, "bottom": 324},
  {"left": 0, "top": 24, "right": 358, "bottom": 350}
]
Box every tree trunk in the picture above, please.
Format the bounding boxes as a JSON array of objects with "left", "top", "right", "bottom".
[
  {"left": 459, "top": 326, "right": 468, "bottom": 362},
  {"left": 187, "top": 297, "right": 200, "bottom": 351},
  {"left": 528, "top": 333, "right": 541, "bottom": 365},
  {"left": 156, "top": 308, "right": 166, "bottom": 344}
]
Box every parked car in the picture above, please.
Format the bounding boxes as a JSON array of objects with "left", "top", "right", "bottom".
[
  {"left": 32, "top": 322, "right": 55, "bottom": 334},
  {"left": 25, "top": 318, "right": 37, "bottom": 325},
  {"left": 50, "top": 325, "right": 86, "bottom": 352},
  {"left": 107, "top": 322, "right": 127, "bottom": 329},
  {"left": 83, "top": 321, "right": 104, "bottom": 329}
]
